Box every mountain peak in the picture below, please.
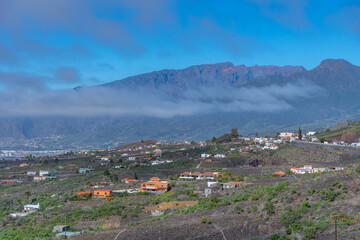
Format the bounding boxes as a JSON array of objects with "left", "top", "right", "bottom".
[{"left": 319, "top": 59, "right": 353, "bottom": 69}]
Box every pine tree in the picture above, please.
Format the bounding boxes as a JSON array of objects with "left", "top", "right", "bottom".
[{"left": 298, "top": 126, "right": 302, "bottom": 140}]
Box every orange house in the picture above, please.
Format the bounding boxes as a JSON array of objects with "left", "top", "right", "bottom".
[
  {"left": 121, "top": 178, "right": 138, "bottom": 183},
  {"left": 139, "top": 177, "right": 169, "bottom": 192},
  {"left": 77, "top": 191, "right": 92, "bottom": 197},
  {"left": 273, "top": 171, "right": 286, "bottom": 176},
  {"left": 93, "top": 190, "right": 111, "bottom": 198}
]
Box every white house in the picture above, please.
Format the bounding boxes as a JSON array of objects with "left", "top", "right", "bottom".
[
  {"left": 290, "top": 167, "right": 308, "bottom": 174},
  {"left": 24, "top": 203, "right": 40, "bottom": 212},
  {"left": 201, "top": 153, "right": 211, "bottom": 158},
  {"left": 39, "top": 171, "right": 50, "bottom": 177},
  {"left": 128, "top": 157, "right": 136, "bottom": 161},
  {"left": 207, "top": 181, "right": 218, "bottom": 188},
  {"left": 214, "top": 154, "right": 226, "bottom": 158},
  {"left": 306, "top": 132, "right": 317, "bottom": 136}
]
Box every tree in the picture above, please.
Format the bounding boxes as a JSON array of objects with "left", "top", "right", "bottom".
[
  {"left": 54, "top": 157, "right": 59, "bottom": 163},
  {"left": 211, "top": 136, "right": 217, "bottom": 142},
  {"left": 298, "top": 126, "right": 302, "bottom": 140},
  {"left": 24, "top": 191, "right": 31, "bottom": 200},
  {"left": 230, "top": 128, "right": 239, "bottom": 137},
  {"left": 134, "top": 172, "right": 138, "bottom": 180},
  {"left": 110, "top": 174, "right": 118, "bottom": 181},
  {"left": 103, "top": 169, "right": 110, "bottom": 176}
]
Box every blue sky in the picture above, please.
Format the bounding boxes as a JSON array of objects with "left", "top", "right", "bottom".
[{"left": 0, "top": 0, "right": 360, "bottom": 90}]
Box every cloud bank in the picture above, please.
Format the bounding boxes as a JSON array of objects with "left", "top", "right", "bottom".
[{"left": 0, "top": 83, "right": 322, "bottom": 118}]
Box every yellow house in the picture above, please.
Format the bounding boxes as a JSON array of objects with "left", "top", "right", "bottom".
[{"left": 312, "top": 168, "right": 327, "bottom": 173}]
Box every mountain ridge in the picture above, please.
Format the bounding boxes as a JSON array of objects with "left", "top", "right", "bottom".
[{"left": 1, "top": 58, "right": 360, "bottom": 150}]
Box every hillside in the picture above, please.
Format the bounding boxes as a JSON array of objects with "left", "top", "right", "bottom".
[
  {"left": 2, "top": 138, "right": 360, "bottom": 239},
  {"left": 318, "top": 121, "right": 360, "bottom": 143}
]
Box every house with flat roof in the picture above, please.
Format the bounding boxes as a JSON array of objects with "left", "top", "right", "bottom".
[{"left": 139, "top": 177, "right": 169, "bottom": 193}]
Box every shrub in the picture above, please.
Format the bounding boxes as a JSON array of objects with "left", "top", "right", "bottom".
[
  {"left": 302, "top": 202, "right": 311, "bottom": 208},
  {"left": 200, "top": 216, "right": 211, "bottom": 224},
  {"left": 233, "top": 205, "right": 244, "bottom": 214},
  {"left": 285, "top": 227, "right": 292, "bottom": 235},
  {"left": 356, "top": 164, "right": 360, "bottom": 174},
  {"left": 210, "top": 196, "right": 219, "bottom": 204},
  {"left": 263, "top": 201, "right": 275, "bottom": 215}
]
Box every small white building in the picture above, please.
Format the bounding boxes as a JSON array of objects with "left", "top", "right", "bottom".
[
  {"left": 290, "top": 168, "right": 308, "bottom": 174},
  {"left": 214, "top": 154, "right": 226, "bottom": 158},
  {"left": 201, "top": 153, "right": 211, "bottom": 158},
  {"left": 24, "top": 203, "right": 40, "bottom": 212},
  {"left": 306, "top": 132, "right": 317, "bottom": 136},
  {"left": 39, "top": 171, "right": 50, "bottom": 177},
  {"left": 207, "top": 181, "right": 218, "bottom": 188},
  {"left": 128, "top": 157, "right": 136, "bottom": 161}
]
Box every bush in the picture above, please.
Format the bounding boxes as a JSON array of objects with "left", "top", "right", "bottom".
[
  {"left": 263, "top": 201, "right": 275, "bottom": 215},
  {"left": 302, "top": 202, "right": 311, "bottom": 208},
  {"left": 356, "top": 164, "right": 360, "bottom": 174},
  {"left": 200, "top": 216, "right": 211, "bottom": 224},
  {"left": 285, "top": 227, "right": 292, "bottom": 235},
  {"left": 210, "top": 196, "right": 219, "bottom": 204}
]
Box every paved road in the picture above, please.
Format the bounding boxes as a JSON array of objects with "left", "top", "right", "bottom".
[
  {"left": 196, "top": 160, "right": 203, "bottom": 169},
  {"left": 291, "top": 142, "right": 360, "bottom": 155}
]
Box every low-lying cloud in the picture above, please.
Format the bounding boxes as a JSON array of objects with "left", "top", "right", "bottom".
[{"left": 0, "top": 82, "right": 322, "bottom": 118}]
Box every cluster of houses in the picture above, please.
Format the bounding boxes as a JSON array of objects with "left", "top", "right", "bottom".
[
  {"left": 290, "top": 165, "right": 345, "bottom": 174},
  {"left": 27, "top": 170, "right": 58, "bottom": 181},
  {"left": 75, "top": 177, "right": 170, "bottom": 198}
]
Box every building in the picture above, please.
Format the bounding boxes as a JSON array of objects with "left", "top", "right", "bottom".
[
  {"left": 329, "top": 166, "right": 345, "bottom": 171},
  {"left": 207, "top": 181, "right": 218, "bottom": 188},
  {"left": 121, "top": 178, "right": 138, "bottom": 183},
  {"left": 222, "top": 182, "right": 243, "bottom": 189},
  {"left": 101, "top": 156, "right": 110, "bottom": 161},
  {"left": 139, "top": 177, "right": 169, "bottom": 192},
  {"left": 312, "top": 168, "right": 328, "bottom": 173},
  {"left": 214, "top": 154, "right": 226, "bottom": 158},
  {"left": 128, "top": 157, "right": 136, "bottom": 161},
  {"left": 273, "top": 171, "right": 286, "bottom": 176},
  {"left": 39, "top": 171, "right": 50, "bottom": 177},
  {"left": 201, "top": 153, "right": 211, "bottom": 158},
  {"left": 34, "top": 176, "right": 47, "bottom": 181},
  {"left": 306, "top": 132, "right": 317, "bottom": 136},
  {"left": 0, "top": 180, "right": 14, "bottom": 185},
  {"left": 24, "top": 203, "right": 40, "bottom": 212},
  {"left": 179, "top": 172, "right": 215, "bottom": 180},
  {"left": 79, "top": 168, "right": 94, "bottom": 174},
  {"left": 290, "top": 167, "right": 309, "bottom": 174},
  {"left": 93, "top": 190, "right": 111, "bottom": 198},
  {"left": 76, "top": 191, "right": 92, "bottom": 197},
  {"left": 53, "top": 225, "right": 70, "bottom": 233},
  {"left": 205, "top": 188, "right": 212, "bottom": 197},
  {"left": 27, "top": 171, "right": 37, "bottom": 176}
]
